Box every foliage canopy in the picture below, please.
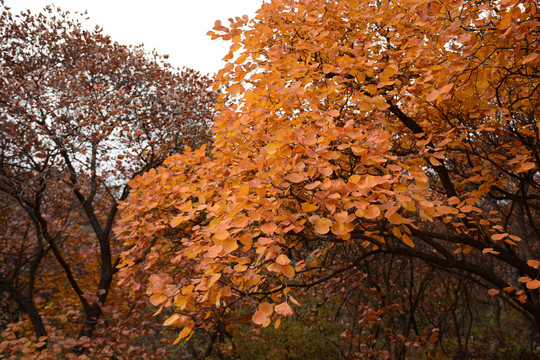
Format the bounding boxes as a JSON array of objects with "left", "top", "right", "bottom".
[
  {"left": 0, "top": 3, "right": 215, "bottom": 357},
  {"left": 117, "top": 0, "right": 540, "bottom": 352}
]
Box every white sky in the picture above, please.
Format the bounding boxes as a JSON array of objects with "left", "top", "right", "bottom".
[{"left": 4, "top": 0, "right": 264, "bottom": 76}]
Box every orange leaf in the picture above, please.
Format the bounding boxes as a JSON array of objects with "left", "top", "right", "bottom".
[
  {"left": 173, "top": 323, "right": 194, "bottom": 344},
  {"left": 302, "top": 203, "right": 319, "bottom": 212},
  {"left": 402, "top": 233, "right": 415, "bottom": 248},
  {"left": 516, "top": 162, "right": 536, "bottom": 173},
  {"left": 237, "top": 183, "right": 250, "bottom": 196},
  {"left": 491, "top": 233, "right": 507, "bottom": 241},
  {"left": 426, "top": 89, "right": 440, "bottom": 102},
  {"left": 438, "top": 83, "right": 454, "bottom": 94},
  {"left": 276, "top": 254, "right": 291, "bottom": 265},
  {"left": 364, "top": 205, "right": 381, "bottom": 219},
  {"left": 328, "top": 109, "right": 340, "bottom": 117},
  {"left": 234, "top": 264, "right": 248, "bottom": 272},
  {"left": 482, "top": 248, "right": 500, "bottom": 255},
  {"left": 222, "top": 238, "right": 238, "bottom": 253},
  {"left": 170, "top": 215, "right": 183, "bottom": 228},
  {"left": 289, "top": 296, "right": 301, "bottom": 306},
  {"left": 437, "top": 206, "right": 459, "bottom": 215},
  {"left": 214, "top": 229, "right": 230, "bottom": 241},
  {"left": 522, "top": 52, "right": 539, "bottom": 64},
  {"left": 282, "top": 264, "right": 295, "bottom": 279},
  {"left": 334, "top": 211, "right": 350, "bottom": 223},
  {"left": 252, "top": 310, "right": 268, "bottom": 325},
  {"left": 314, "top": 218, "right": 332, "bottom": 234},
  {"left": 348, "top": 174, "right": 361, "bottom": 184},
  {"left": 164, "top": 314, "right": 181, "bottom": 327},
  {"left": 526, "top": 279, "right": 540, "bottom": 289},
  {"left": 286, "top": 172, "right": 306, "bottom": 183},
  {"left": 274, "top": 302, "right": 294, "bottom": 316},
  {"left": 261, "top": 222, "right": 277, "bottom": 235},
  {"left": 232, "top": 215, "right": 250, "bottom": 228},
  {"left": 265, "top": 143, "right": 281, "bottom": 155},
  {"left": 386, "top": 212, "right": 403, "bottom": 225},
  {"left": 305, "top": 181, "right": 321, "bottom": 190},
  {"left": 149, "top": 294, "right": 167, "bottom": 306}
]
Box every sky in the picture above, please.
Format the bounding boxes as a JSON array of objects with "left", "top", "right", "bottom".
[{"left": 4, "top": 0, "right": 264, "bottom": 76}]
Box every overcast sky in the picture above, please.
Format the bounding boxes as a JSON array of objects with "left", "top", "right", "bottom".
[{"left": 4, "top": 0, "right": 264, "bottom": 76}]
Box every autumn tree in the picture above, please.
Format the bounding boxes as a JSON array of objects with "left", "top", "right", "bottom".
[
  {"left": 117, "top": 0, "right": 539, "bottom": 357},
  {"left": 0, "top": 3, "right": 215, "bottom": 356}
]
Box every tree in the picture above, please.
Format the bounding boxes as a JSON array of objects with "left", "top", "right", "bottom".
[
  {"left": 117, "top": 0, "right": 539, "bottom": 356},
  {"left": 0, "top": 3, "right": 215, "bottom": 356}
]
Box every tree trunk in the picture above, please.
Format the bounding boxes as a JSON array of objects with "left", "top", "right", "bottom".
[{"left": 0, "top": 276, "right": 47, "bottom": 345}]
